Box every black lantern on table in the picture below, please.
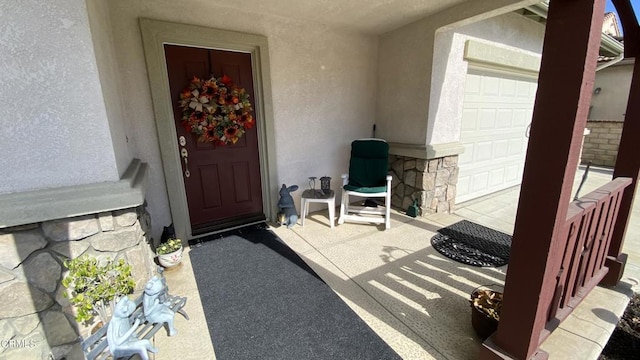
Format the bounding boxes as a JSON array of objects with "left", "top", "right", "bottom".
[{"left": 320, "top": 176, "right": 331, "bottom": 194}]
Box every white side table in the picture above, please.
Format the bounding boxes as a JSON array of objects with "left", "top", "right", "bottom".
[{"left": 300, "top": 189, "right": 335, "bottom": 229}]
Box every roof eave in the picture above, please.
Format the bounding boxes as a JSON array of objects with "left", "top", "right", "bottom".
[{"left": 524, "top": 1, "right": 624, "bottom": 57}]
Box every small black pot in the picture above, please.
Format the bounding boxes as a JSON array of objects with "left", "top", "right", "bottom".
[
  {"left": 470, "top": 299, "right": 499, "bottom": 339},
  {"left": 470, "top": 287, "right": 502, "bottom": 339}
]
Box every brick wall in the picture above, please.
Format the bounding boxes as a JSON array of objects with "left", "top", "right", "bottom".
[{"left": 581, "top": 120, "right": 623, "bottom": 167}]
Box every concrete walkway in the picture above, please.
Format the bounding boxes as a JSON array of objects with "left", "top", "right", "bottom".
[
  {"left": 456, "top": 165, "right": 640, "bottom": 287},
  {"left": 154, "top": 165, "right": 637, "bottom": 359}
]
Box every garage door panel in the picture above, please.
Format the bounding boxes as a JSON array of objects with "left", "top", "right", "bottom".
[
  {"left": 517, "top": 81, "right": 537, "bottom": 98},
  {"left": 512, "top": 109, "right": 529, "bottom": 127},
  {"left": 465, "top": 129, "right": 525, "bottom": 143},
  {"left": 471, "top": 173, "right": 489, "bottom": 192},
  {"left": 457, "top": 175, "right": 471, "bottom": 198},
  {"left": 500, "top": 78, "right": 516, "bottom": 96},
  {"left": 506, "top": 164, "right": 521, "bottom": 182},
  {"left": 508, "top": 138, "right": 525, "bottom": 156},
  {"left": 490, "top": 168, "right": 506, "bottom": 187},
  {"left": 493, "top": 139, "right": 509, "bottom": 159},
  {"left": 457, "top": 68, "right": 536, "bottom": 204},
  {"left": 474, "top": 141, "right": 493, "bottom": 162},
  {"left": 479, "top": 109, "right": 497, "bottom": 129},
  {"left": 458, "top": 143, "right": 474, "bottom": 165},
  {"left": 466, "top": 73, "right": 482, "bottom": 94},
  {"left": 496, "top": 109, "right": 513, "bottom": 128},
  {"left": 482, "top": 76, "right": 500, "bottom": 95},
  {"left": 462, "top": 108, "right": 478, "bottom": 132}
]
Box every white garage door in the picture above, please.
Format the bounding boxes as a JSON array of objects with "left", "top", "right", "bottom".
[{"left": 456, "top": 68, "right": 537, "bottom": 204}]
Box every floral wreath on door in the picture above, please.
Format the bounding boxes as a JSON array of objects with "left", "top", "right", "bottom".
[{"left": 178, "top": 75, "right": 254, "bottom": 145}]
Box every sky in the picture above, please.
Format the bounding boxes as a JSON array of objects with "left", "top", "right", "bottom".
[
  {"left": 605, "top": 0, "right": 640, "bottom": 34},
  {"left": 605, "top": 0, "right": 640, "bottom": 16}
]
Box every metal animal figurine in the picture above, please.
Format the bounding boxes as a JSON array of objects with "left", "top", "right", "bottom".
[
  {"left": 107, "top": 297, "right": 158, "bottom": 360},
  {"left": 277, "top": 184, "right": 299, "bottom": 228},
  {"left": 143, "top": 276, "right": 178, "bottom": 336}
]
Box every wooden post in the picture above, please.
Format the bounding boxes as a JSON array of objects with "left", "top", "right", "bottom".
[
  {"left": 479, "top": 0, "right": 605, "bottom": 359},
  {"left": 601, "top": 0, "right": 640, "bottom": 287}
]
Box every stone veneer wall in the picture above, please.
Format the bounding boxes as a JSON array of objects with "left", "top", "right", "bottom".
[
  {"left": 389, "top": 155, "right": 459, "bottom": 215},
  {"left": 0, "top": 206, "right": 156, "bottom": 359},
  {"left": 581, "top": 120, "right": 623, "bottom": 167}
]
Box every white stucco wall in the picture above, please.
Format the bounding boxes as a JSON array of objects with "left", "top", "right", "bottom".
[
  {"left": 106, "top": 0, "right": 378, "bottom": 238},
  {"left": 377, "top": 20, "right": 434, "bottom": 144},
  {"left": 376, "top": 0, "right": 541, "bottom": 146},
  {"left": 590, "top": 60, "right": 633, "bottom": 121},
  {"left": 0, "top": 0, "right": 119, "bottom": 194},
  {"left": 428, "top": 12, "right": 544, "bottom": 144},
  {"left": 86, "top": 0, "right": 134, "bottom": 176}
]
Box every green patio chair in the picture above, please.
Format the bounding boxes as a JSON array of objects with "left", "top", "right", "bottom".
[{"left": 338, "top": 138, "right": 392, "bottom": 230}]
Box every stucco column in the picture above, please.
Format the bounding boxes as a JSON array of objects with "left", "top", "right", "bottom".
[
  {"left": 1, "top": 0, "right": 121, "bottom": 194},
  {"left": 479, "top": 0, "right": 605, "bottom": 359}
]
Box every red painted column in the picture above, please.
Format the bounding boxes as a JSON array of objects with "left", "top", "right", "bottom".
[
  {"left": 602, "top": 0, "right": 640, "bottom": 286},
  {"left": 479, "top": 0, "right": 605, "bottom": 359}
]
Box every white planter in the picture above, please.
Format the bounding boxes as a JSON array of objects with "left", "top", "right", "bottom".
[{"left": 157, "top": 247, "right": 183, "bottom": 268}]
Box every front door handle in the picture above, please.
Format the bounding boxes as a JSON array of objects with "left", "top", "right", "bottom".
[{"left": 180, "top": 148, "right": 190, "bottom": 178}]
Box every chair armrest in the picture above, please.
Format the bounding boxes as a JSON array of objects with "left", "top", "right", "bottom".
[{"left": 341, "top": 173, "right": 349, "bottom": 186}]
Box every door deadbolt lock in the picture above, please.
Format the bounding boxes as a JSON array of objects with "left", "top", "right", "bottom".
[{"left": 179, "top": 136, "right": 186, "bottom": 146}]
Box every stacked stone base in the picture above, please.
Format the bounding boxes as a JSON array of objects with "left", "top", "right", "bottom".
[
  {"left": 0, "top": 206, "right": 156, "bottom": 359},
  {"left": 389, "top": 155, "right": 459, "bottom": 216}
]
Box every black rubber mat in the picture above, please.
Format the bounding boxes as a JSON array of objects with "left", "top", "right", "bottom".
[
  {"left": 189, "top": 225, "right": 402, "bottom": 360},
  {"left": 430, "top": 220, "right": 511, "bottom": 267}
]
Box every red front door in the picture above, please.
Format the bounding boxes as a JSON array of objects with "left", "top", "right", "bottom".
[{"left": 165, "top": 45, "right": 264, "bottom": 234}]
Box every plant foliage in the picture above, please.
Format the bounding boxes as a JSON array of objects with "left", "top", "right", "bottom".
[
  {"left": 600, "top": 293, "right": 640, "bottom": 358},
  {"left": 61, "top": 255, "right": 136, "bottom": 325},
  {"left": 156, "top": 238, "right": 183, "bottom": 255},
  {"left": 471, "top": 289, "right": 503, "bottom": 321}
]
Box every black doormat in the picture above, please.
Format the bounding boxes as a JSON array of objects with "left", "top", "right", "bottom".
[
  {"left": 430, "top": 220, "right": 512, "bottom": 267},
  {"left": 190, "top": 225, "right": 401, "bottom": 360}
]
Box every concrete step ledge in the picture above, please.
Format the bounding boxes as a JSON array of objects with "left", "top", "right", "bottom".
[{"left": 540, "top": 281, "right": 634, "bottom": 359}]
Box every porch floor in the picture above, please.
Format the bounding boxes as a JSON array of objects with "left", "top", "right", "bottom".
[{"left": 154, "top": 165, "right": 637, "bottom": 360}]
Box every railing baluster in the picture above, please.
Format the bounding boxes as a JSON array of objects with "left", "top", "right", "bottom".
[
  {"left": 598, "top": 190, "right": 625, "bottom": 270},
  {"left": 562, "top": 208, "right": 593, "bottom": 308},
  {"left": 584, "top": 200, "right": 607, "bottom": 282},
  {"left": 550, "top": 178, "right": 632, "bottom": 324},
  {"left": 593, "top": 196, "right": 616, "bottom": 274}
]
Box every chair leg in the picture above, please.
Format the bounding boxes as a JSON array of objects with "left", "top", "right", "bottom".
[
  {"left": 301, "top": 198, "right": 307, "bottom": 226},
  {"left": 385, "top": 192, "right": 391, "bottom": 230},
  {"left": 329, "top": 197, "right": 335, "bottom": 229},
  {"left": 385, "top": 206, "right": 391, "bottom": 229},
  {"left": 338, "top": 191, "right": 346, "bottom": 225}
]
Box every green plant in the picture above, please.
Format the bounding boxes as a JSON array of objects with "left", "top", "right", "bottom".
[
  {"left": 156, "top": 238, "right": 182, "bottom": 255},
  {"left": 61, "top": 255, "right": 136, "bottom": 325}
]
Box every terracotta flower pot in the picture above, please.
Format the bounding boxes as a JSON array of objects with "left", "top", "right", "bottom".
[{"left": 157, "top": 247, "right": 183, "bottom": 268}]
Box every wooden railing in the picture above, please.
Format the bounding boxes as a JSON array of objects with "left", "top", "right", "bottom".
[{"left": 546, "top": 177, "right": 632, "bottom": 328}]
